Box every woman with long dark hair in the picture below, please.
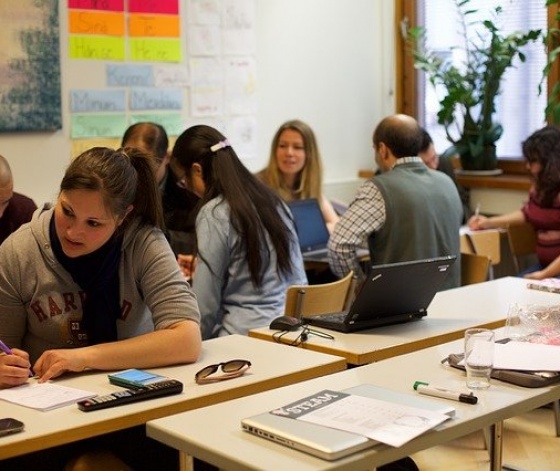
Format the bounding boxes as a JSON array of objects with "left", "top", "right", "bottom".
[
  {"left": 469, "top": 125, "right": 560, "bottom": 278},
  {"left": 172, "top": 125, "right": 307, "bottom": 339}
]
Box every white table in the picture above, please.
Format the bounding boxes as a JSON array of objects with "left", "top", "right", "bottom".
[
  {"left": 147, "top": 337, "right": 560, "bottom": 471},
  {"left": 0, "top": 334, "right": 346, "bottom": 460},
  {"left": 250, "top": 277, "right": 560, "bottom": 365}
]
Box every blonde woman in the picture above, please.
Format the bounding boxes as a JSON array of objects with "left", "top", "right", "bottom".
[{"left": 257, "top": 120, "right": 340, "bottom": 232}]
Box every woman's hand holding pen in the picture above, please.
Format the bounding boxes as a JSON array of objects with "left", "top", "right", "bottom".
[
  {"left": 0, "top": 348, "right": 32, "bottom": 388},
  {"left": 467, "top": 214, "right": 489, "bottom": 230},
  {"left": 467, "top": 203, "right": 488, "bottom": 230}
]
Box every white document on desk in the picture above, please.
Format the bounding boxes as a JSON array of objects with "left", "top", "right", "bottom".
[
  {"left": 494, "top": 341, "right": 560, "bottom": 371},
  {"left": 296, "top": 393, "right": 450, "bottom": 447},
  {"left": 0, "top": 382, "right": 97, "bottom": 411}
]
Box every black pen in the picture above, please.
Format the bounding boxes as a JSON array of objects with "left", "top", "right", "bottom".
[{"left": 413, "top": 381, "right": 478, "bottom": 404}]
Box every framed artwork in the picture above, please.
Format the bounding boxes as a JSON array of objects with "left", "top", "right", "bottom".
[{"left": 0, "top": 0, "right": 61, "bottom": 132}]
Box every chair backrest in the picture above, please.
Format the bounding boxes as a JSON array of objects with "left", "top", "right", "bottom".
[
  {"left": 460, "top": 229, "right": 501, "bottom": 280},
  {"left": 460, "top": 230, "right": 501, "bottom": 265},
  {"left": 461, "top": 252, "right": 491, "bottom": 286},
  {"left": 507, "top": 222, "right": 537, "bottom": 274},
  {"left": 284, "top": 270, "right": 355, "bottom": 319}
]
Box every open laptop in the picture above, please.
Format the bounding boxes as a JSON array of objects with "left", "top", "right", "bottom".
[
  {"left": 288, "top": 198, "right": 331, "bottom": 261},
  {"left": 305, "top": 256, "right": 457, "bottom": 333},
  {"left": 241, "top": 384, "right": 455, "bottom": 461}
]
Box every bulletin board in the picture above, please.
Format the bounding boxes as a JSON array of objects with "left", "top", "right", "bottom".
[
  {"left": 65, "top": 0, "right": 257, "bottom": 160},
  {"left": 0, "top": 1, "right": 386, "bottom": 208},
  {"left": 0, "top": 0, "right": 61, "bottom": 132}
]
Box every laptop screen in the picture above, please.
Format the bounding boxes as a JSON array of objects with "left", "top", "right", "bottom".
[
  {"left": 306, "top": 256, "right": 457, "bottom": 332},
  {"left": 349, "top": 256, "right": 456, "bottom": 321},
  {"left": 288, "top": 199, "right": 330, "bottom": 252}
]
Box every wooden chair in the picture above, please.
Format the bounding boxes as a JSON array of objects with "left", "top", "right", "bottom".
[
  {"left": 284, "top": 270, "right": 355, "bottom": 319},
  {"left": 507, "top": 222, "right": 537, "bottom": 274},
  {"left": 460, "top": 229, "right": 501, "bottom": 279},
  {"left": 461, "top": 252, "right": 491, "bottom": 285}
]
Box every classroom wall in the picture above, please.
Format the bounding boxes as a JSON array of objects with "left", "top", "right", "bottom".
[
  {"left": 0, "top": 1, "right": 393, "bottom": 207},
  {"left": 470, "top": 188, "right": 526, "bottom": 215}
]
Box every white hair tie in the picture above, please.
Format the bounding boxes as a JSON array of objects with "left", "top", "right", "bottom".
[{"left": 210, "top": 139, "right": 230, "bottom": 152}]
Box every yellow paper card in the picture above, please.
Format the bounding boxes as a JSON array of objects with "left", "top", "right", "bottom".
[
  {"left": 70, "top": 36, "right": 126, "bottom": 60},
  {"left": 129, "top": 38, "right": 181, "bottom": 62}
]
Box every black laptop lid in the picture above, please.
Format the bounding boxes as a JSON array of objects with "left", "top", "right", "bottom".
[
  {"left": 288, "top": 199, "right": 330, "bottom": 252},
  {"left": 346, "top": 256, "right": 457, "bottom": 326}
]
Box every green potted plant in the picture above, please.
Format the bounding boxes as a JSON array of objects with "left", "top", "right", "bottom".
[
  {"left": 541, "top": 0, "right": 560, "bottom": 123},
  {"left": 408, "top": 0, "right": 541, "bottom": 171}
]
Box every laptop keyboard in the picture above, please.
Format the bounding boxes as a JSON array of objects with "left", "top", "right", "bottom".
[{"left": 303, "top": 248, "right": 328, "bottom": 256}]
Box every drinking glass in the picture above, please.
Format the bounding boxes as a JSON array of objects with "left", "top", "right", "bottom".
[
  {"left": 505, "top": 303, "right": 525, "bottom": 340},
  {"left": 464, "top": 328, "right": 495, "bottom": 389}
]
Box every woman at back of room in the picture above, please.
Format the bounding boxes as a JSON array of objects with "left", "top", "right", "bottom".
[
  {"left": 172, "top": 125, "right": 307, "bottom": 339},
  {"left": 469, "top": 125, "right": 560, "bottom": 279},
  {"left": 257, "top": 119, "right": 340, "bottom": 231}
]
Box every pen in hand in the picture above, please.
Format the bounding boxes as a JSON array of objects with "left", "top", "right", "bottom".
[
  {"left": 0, "top": 340, "right": 33, "bottom": 377},
  {"left": 474, "top": 202, "right": 481, "bottom": 219}
]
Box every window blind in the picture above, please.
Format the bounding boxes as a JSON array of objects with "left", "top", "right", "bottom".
[{"left": 420, "top": 0, "right": 547, "bottom": 158}]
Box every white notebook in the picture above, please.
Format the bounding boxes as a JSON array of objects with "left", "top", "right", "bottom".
[{"left": 0, "top": 382, "right": 97, "bottom": 411}]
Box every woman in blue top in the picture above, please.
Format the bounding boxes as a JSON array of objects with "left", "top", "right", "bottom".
[{"left": 172, "top": 125, "right": 307, "bottom": 339}]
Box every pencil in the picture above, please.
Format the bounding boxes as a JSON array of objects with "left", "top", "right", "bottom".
[{"left": 475, "top": 203, "right": 481, "bottom": 218}]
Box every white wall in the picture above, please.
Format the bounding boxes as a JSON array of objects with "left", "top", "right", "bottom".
[
  {"left": 470, "top": 188, "right": 527, "bottom": 215},
  {"left": 0, "top": 1, "right": 394, "bottom": 206}
]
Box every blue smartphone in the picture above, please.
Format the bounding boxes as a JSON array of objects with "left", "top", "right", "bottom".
[{"left": 108, "top": 369, "right": 167, "bottom": 388}]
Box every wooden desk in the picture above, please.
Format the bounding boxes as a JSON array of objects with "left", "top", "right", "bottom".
[
  {"left": 0, "top": 335, "right": 345, "bottom": 460},
  {"left": 147, "top": 337, "right": 560, "bottom": 471},
  {"left": 249, "top": 277, "right": 560, "bottom": 365}
]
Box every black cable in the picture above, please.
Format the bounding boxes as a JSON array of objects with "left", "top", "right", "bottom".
[
  {"left": 272, "top": 328, "right": 305, "bottom": 346},
  {"left": 306, "top": 327, "right": 335, "bottom": 340},
  {"left": 271, "top": 325, "right": 335, "bottom": 346},
  {"left": 300, "top": 325, "right": 335, "bottom": 341}
]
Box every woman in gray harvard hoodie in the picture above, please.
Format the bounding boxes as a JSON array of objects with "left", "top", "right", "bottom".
[{"left": 0, "top": 146, "right": 201, "bottom": 388}]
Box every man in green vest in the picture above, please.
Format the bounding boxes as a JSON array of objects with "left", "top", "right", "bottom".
[{"left": 328, "top": 114, "right": 462, "bottom": 290}]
